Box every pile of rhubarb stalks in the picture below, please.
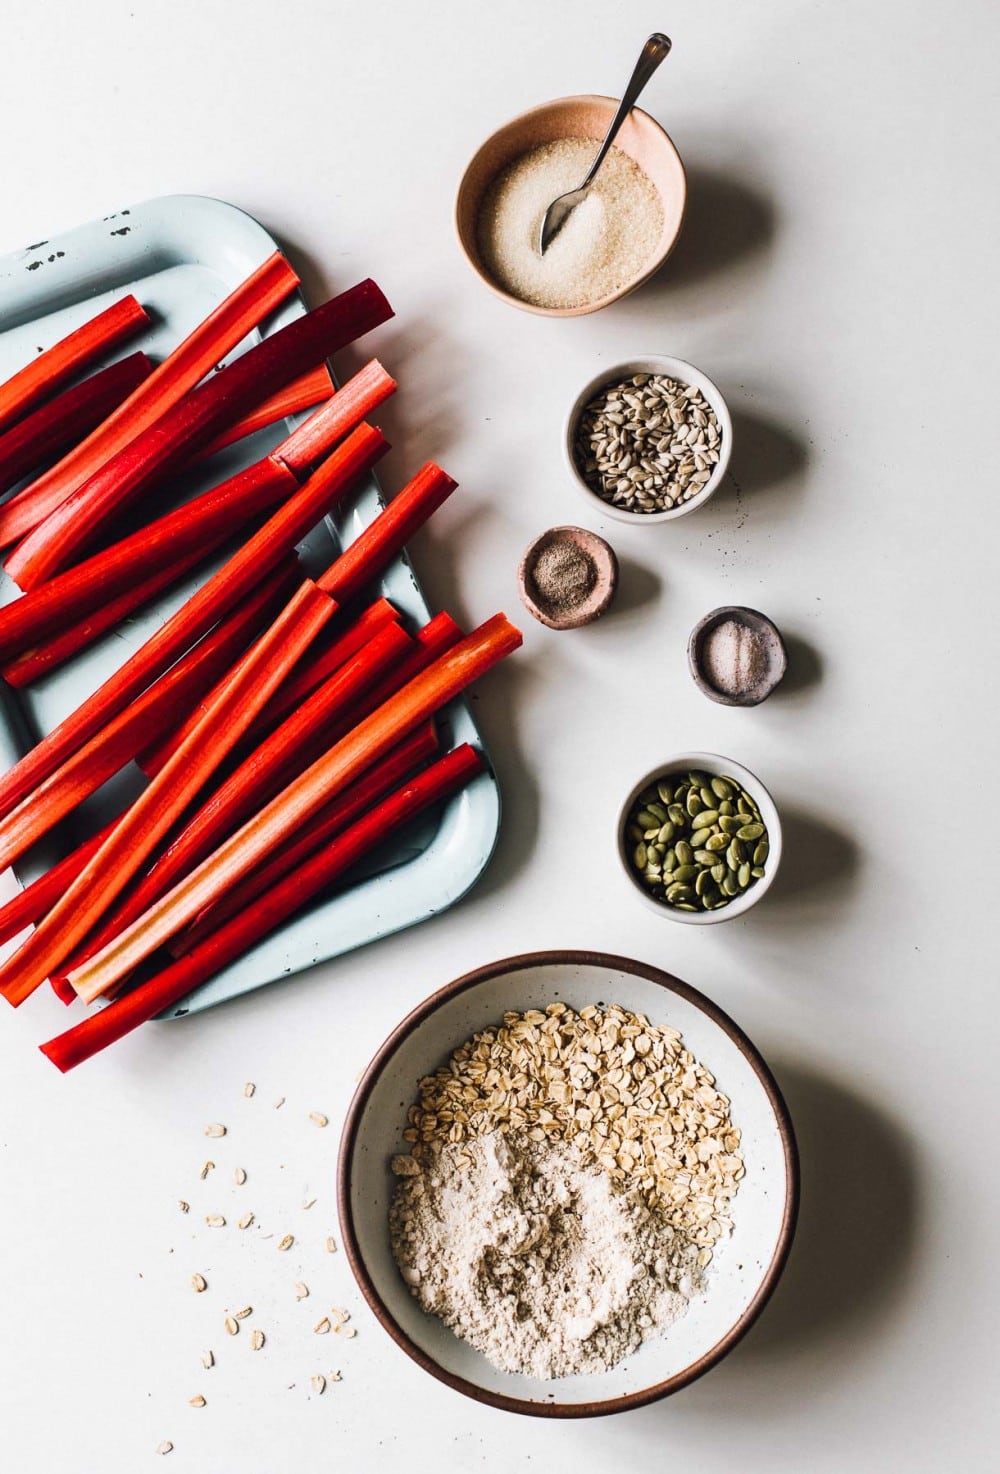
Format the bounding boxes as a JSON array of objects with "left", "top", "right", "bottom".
[{"left": 0, "top": 252, "right": 520, "bottom": 1071}]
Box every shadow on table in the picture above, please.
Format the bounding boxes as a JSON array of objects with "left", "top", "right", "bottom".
[
  {"left": 759, "top": 806, "right": 860, "bottom": 915},
  {"left": 633, "top": 1060, "right": 921, "bottom": 1427},
  {"left": 662, "top": 164, "right": 777, "bottom": 293}
]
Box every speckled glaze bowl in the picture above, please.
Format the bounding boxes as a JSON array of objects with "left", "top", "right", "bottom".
[
  {"left": 338, "top": 951, "right": 798, "bottom": 1417},
  {"left": 517, "top": 525, "right": 618, "bottom": 630},
  {"left": 688, "top": 606, "right": 788, "bottom": 706},
  {"left": 455, "top": 95, "right": 687, "bottom": 317}
]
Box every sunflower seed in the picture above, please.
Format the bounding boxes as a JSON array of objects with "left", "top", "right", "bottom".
[
  {"left": 237, "top": 1212, "right": 255, "bottom": 1230},
  {"left": 189, "top": 1395, "right": 206, "bottom": 1409},
  {"left": 294, "top": 1282, "right": 310, "bottom": 1300},
  {"left": 204, "top": 1124, "right": 226, "bottom": 1138},
  {"left": 199, "top": 1161, "right": 214, "bottom": 1180},
  {"left": 314, "top": 1317, "right": 331, "bottom": 1335},
  {"left": 201, "top": 1351, "right": 214, "bottom": 1370},
  {"left": 277, "top": 1234, "right": 294, "bottom": 1252},
  {"left": 309, "top": 1112, "right": 328, "bottom": 1128},
  {"left": 191, "top": 1274, "right": 207, "bottom": 1293},
  {"left": 205, "top": 1215, "right": 225, "bottom": 1228},
  {"left": 178, "top": 1200, "right": 189, "bottom": 1214},
  {"left": 156, "top": 1442, "right": 173, "bottom": 1455},
  {"left": 234, "top": 1305, "right": 252, "bottom": 1320},
  {"left": 224, "top": 1317, "right": 239, "bottom": 1336},
  {"left": 310, "top": 1375, "right": 327, "bottom": 1395},
  {"left": 250, "top": 1329, "right": 265, "bottom": 1351},
  {"left": 324, "top": 1236, "right": 337, "bottom": 1254}
]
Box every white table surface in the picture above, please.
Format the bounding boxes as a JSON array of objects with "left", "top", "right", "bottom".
[{"left": 1, "top": 1, "right": 997, "bottom": 1469}]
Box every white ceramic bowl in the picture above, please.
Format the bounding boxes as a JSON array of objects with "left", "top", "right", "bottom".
[
  {"left": 337, "top": 951, "right": 798, "bottom": 1417},
  {"left": 564, "top": 356, "right": 733, "bottom": 523},
  {"left": 617, "top": 753, "right": 783, "bottom": 924}
]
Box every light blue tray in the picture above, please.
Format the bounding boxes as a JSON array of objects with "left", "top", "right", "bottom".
[{"left": 0, "top": 195, "right": 500, "bottom": 1017}]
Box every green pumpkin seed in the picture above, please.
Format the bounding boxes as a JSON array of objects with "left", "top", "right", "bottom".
[
  {"left": 666, "top": 883, "right": 693, "bottom": 903},
  {"left": 737, "top": 822, "right": 764, "bottom": 842},
  {"left": 751, "top": 865, "right": 765, "bottom": 878},
  {"left": 722, "top": 873, "right": 739, "bottom": 896},
  {"left": 674, "top": 840, "right": 693, "bottom": 866},
  {"left": 668, "top": 803, "right": 686, "bottom": 825},
  {"left": 738, "top": 862, "right": 751, "bottom": 888},
  {"left": 664, "top": 848, "right": 677, "bottom": 873},
  {"left": 719, "top": 800, "right": 735, "bottom": 816},
  {"left": 711, "top": 862, "right": 727, "bottom": 883},
  {"left": 645, "top": 802, "right": 666, "bottom": 823},
  {"left": 711, "top": 776, "right": 735, "bottom": 800},
  {"left": 636, "top": 809, "right": 658, "bottom": 830},
  {"left": 706, "top": 833, "right": 729, "bottom": 853},
  {"left": 674, "top": 902, "right": 699, "bottom": 912},
  {"left": 657, "top": 821, "right": 675, "bottom": 844},
  {"left": 719, "top": 815, "right": 742, "bottom": 836},
  {"left": 686, "top": 790, "right": 703, "bottom": 818},
  {"left": 690, "top": 828, "right": 713, "bottom": 849},
  {"left": 656, "top": 781, "right": 673, "bottom": 805},
  {"left": 700, "top": 788, "right": 715, "bottom": 809},
  {"left": 695, "top": 870, "right": 714, "bottom": 897},
  {"left": 644, "top": 828, "right": 660, "bottom": 841},
  {"left": 695, "top": 810, "right": 719, "bottom": 829},
  {"left": 754, "top": 840, "right": 769, "bottom": 866},
  {"left": 673, "top": 865, "right": 699, "bottom": 884},
  {"left": 694, "top": 849, "right": 716, "bottom": 866},
  {"left": 633, "top": 842, "right": 648, "bottom": 869},
  {"left": 689, "top": 771, "right": 713, "bottom": 790}
]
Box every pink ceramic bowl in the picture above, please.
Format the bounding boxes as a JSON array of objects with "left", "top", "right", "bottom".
[{"left": 454, "top": 95, "right": 687, "bottom": 318}]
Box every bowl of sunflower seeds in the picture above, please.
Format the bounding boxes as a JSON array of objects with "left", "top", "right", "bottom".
[{"left": 565, "top": 356, "right": 732, "bottom": 522}]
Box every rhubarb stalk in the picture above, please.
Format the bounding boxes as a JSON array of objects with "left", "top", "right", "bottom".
[
  {"left": 197, "top": 366, "right": 334, "bottom": 460},
  {"left": 271, "top": 361, "right": 397, "bottom": 476},
  {"left": 63, "top": 614, "right": 520, "bottom": 1004},
  {"left": 40, "top": 745, "right": 484, "bottom": 1071},
  {"left": 317, "top": 461, "right": 456, "bottom": 603},
  {"left": 0, "top": 295, "right": 150, "bottom": 434},
  {"left": 0, "top": 255, "right": 298, "bottom": 550},
  {"left": 0, "top": 580, "right": 334, "bottom": 1006},
  {"left": 8, "top": 278, "right": 392, "bottom": 587},
  {"left": 0, "top": 422, "right": 387, "bottom": 824},
  {"left": 0, "top": 352, "right": 152, "bottom": 500}
]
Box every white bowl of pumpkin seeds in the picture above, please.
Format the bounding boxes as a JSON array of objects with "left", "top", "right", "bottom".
[
  {"left": 617, "top": 753, "right": 782, "bottom": 922},
  {"left": 564, "top": 356, "right": 733, "bottom": 522}
]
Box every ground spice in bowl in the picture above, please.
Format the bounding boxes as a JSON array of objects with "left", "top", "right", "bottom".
[
  {"left": 518, "top": 526, "right": 618, "bottom": 630},
  {"left": 687, "top": 606, "right": 787, "bottom": 706}
]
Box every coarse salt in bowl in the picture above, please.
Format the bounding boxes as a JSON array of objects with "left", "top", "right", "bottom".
[
  {"left": 455, "top": 96, "right": 687, "bottom": 318},
  {"left": 565, "top": 356, "right": 734, "bottom": 524},
  {"left": 337, "top": 950, "right": 798, "bottom": 1416}
]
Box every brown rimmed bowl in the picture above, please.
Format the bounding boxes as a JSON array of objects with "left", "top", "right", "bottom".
[
  {"left": 337, "top": 950, "right": 798, "bottom": 1418},
  {"left": 454, "top": 96, "right": 687, "bottom": 317}
]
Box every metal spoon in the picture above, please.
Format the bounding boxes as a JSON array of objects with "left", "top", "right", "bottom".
[{"left": 538, "top": 33, "right": 672, "bottom": 255}]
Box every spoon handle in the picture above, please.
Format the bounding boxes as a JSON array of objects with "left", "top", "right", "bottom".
[{"left": 581, "top": 32, "right": 672, "bottom": 189}]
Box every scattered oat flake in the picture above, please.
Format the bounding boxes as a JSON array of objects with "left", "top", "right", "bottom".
[
  {"left": 234, "top": 1305, "right": 252, "bottom": 1320},
  {"left": 224, "top": 1317, "right": 239, "bottom": 1336},
  {"left": 233, "top": 1167, "right": 247, "bottom": 1185},
  {"left": 309, "top": 1112, "right": 328, "bottom": 1127},
  {"left": 335, "top": 1323, "right": 357, "bottom": 1339},
  {"left": 329, "top": 1307, "right": 349, "bottom": 1325},
  {"left": 250, "top": 1329, "right": 265, "bottom": 1351},
  {"left": 310, "top": 1374, "right": 326, "bottom": 1395},
  {"left": 156, "top": 1441, "right": 173, "bottom": 1455},
  {"left": 199, "top": 1161, "right": 214, "bottom": 1180},
  {"left": 204, "top": 1123, "right": 226, "bottom": 1138},
  {"left": 191, "top": 1274, "right": 207, "bottom": 1293},
  {"left": 238, "top": 1212, "right": 255, "bottom": 1230},
  {"left": 178, "top": 1200, "right": 189, "bottom": 1214},
  {"left": 205, "top": 1214, "right": 225, "bottom": 1228},
  {"left": 294, "top": 1282, "right": 310, "bottom": 1300},
  {"left": 314, "top": 1317, "right": 331, "bottom": 1335},
  {"left": 277, "top": 1234, "right": 294, "bottom": 1252},
  {"left": 324, "top": 1236, "right": 337, "bottom": 1254},
  {"left": 328, "top": 1369, "right": 342, "bottom": 1382},
  {"left": 188, "top": 1395, "right": 206, "bottom": 1409},
  {"left": 243, "top": 1081, "right": 256, "bottom": 1097},
  {"left": 201, "top": 1351, "right": 214, "bottom": 1370}
]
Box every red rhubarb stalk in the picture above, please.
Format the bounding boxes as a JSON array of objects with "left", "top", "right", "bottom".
[
  {"left": 0, "top": 580, "right": 334, "bottom": 1007},
  {"left": 140, "top": 596, "right": 400, "bottom": 777},
  {"left": 175, "top": 722, "right": 441, "bottom": 953},
  {"left": 63, "top": 614, "right": 520, "bottom": 1004},
  {"left": 2, "top": 545, "right": 211, "bottom": 686},
  {"left": 8, "top": 279, "right": 392, "bottom": 588},
  {"left": 317, "top": 461, "right": 456, "bottom": 603},
  {"left": 197, "top": 366, "right": 334, "bottom": 460},
  {"left": 0, "top": 564, "right": 296, "bottom": 876},
  {"left": 0, "top": 254, "right": 298, "bottom": 551},
  {"left": 0, "top": 352, "right": 152, "bottom": 500},
  {"left": 69, "top": 620, "right": 413, "bottom": 968},
  {"left": 0, "top": 457, "right": 299, "bottom": 662},
  {"left": 270, "top": 360, "right": 397, "bottom": 475},
  {"left": 41, "top": 745, "right": 483, "bottom": 1071},
  {"left": 0, "top": 295, "right": 150, "bottom": 435},
  {"left": 0, "top": 423, "right": 387, "bottom": 824},
  {"left": 0, "top": 815, "right": 121, "bottom": 947}
]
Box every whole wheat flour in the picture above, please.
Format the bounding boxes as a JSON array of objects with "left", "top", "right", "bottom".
[{"left": 389, "top": 1129, "right": 700, "bottom": 1379}]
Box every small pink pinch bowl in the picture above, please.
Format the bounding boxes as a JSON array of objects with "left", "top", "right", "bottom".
[
  {"left": 517, "top": 525, "right": 618, "bottom": 630},
  {"left": 454, "top": 95, "right": 687, "bottom": 317}
]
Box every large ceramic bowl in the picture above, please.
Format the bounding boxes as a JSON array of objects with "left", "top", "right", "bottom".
[
  {"left": 455, "top": 96, "right": 687, "bottom": 317},
  {"left": 337, "top": 951, "right": 798, "bottom": 1417}
]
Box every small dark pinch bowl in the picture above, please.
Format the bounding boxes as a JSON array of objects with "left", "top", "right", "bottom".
[
  {"left": 517, "top": 525, "right": 618, "bottom": 630},
  {"left": 337, "top": 950, "right": 798, "bottom": 1417},
  {"left": 688, "top": 606, "right": 788, "bottom": 707}
]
